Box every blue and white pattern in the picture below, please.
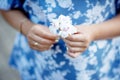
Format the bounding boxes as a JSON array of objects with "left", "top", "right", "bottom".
[{"left": 0, "top": 0, "right": 120, "bottom": 80}]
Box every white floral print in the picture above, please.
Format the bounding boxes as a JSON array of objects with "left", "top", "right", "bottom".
[{"left": 0, "top": 0, "right": 120, "bottom": 80}]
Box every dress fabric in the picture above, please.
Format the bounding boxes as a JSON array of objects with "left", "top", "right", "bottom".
[{"left": 0, "top": 0, "right": 120, "bottom": 80}]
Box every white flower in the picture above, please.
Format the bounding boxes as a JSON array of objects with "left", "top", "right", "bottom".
[
  {"left": 49, "top": 25, "right": 58, "bottom": 35},
  {"left": 51, "top": 19, "right": 60, "bottom": 29},
  {"left": 58, "top": 15, "right": 72, "bottom": 25},
  {"left": 49, "top": 15, "right": 77, "bottom": 38},
  {"left": 59, "top": 31, "right": 69, "bottom": 38}
]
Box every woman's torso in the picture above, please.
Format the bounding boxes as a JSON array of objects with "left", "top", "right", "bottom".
[{"left": 10, "top": 0, "right": 120, "bottom": 80}]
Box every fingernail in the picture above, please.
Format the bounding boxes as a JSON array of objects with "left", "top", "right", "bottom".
[
  {"left": 55, "top": 37, "right": 60, "bottom": 42},
  {"left": 55, "top": 39, "right": 59, "bottom": 42},
  {"left": 50, "top": 45, "right": 53, "bottom": 48}
]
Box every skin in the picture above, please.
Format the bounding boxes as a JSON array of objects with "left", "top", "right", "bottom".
[
  {"left": 1, "top": 10, "right": 120, "bottom": 58},
  {"left": 1, "top": 10, "right": 58, "bottom": 51},
  {"left": 64, "top": 14, "right": 120, "bottom": 58}
]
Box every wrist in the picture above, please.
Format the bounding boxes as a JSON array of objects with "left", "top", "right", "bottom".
[
  {"left": 85, "top": 25, "right": 95, "bottom": 42},
  {"left": 88, "top": 24, "right": 97, "bottom": 41},
  {"left": 90, "top": 24, "right": 103, "bottom": 41},
  {"left": 76, "top": 25, "right": 95, "bottom": 42},
  {"left": 19, "top": 19, "right": 27, "bottom": 34},
  {"left": 20, "top": 19, "right": 34, "bottom": 36}
]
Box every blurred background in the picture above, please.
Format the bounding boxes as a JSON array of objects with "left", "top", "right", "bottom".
[{"left": 0, "top": 14, "right": 20, "bottom": 80}]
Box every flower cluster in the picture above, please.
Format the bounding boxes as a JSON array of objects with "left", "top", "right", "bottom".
[{"left": 49, "top": 15, "right": 77, "bottom": 38}]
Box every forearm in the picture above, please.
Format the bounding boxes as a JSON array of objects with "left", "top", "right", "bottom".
[
  {"left": 1, "top": 10, "right": 33, "bottom": 36},
  {"left": 91, "top": 14, "right": 120, "bottom": 40}
]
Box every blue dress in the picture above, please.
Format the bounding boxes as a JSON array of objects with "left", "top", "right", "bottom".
[{"left": 0, "top": 0, "right": 120, "bottom": 80}]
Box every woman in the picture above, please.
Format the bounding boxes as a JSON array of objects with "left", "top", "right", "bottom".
[{"left": 0, "top": 0, "right": 120, "bottom": 80}]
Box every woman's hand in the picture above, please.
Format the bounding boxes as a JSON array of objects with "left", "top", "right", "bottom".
[
  {"left": 1, "top": 10, "right": 58, "bottom": 51},
  {"left": 26, "top": 24, "right": 58, "bottom": 51},
  {"left": 64, "top": 25, "right": 94, "bottom": 58}
]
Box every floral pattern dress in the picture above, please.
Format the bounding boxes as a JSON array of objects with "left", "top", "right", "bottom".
[{"left": 0, "top": 0, "right": 120, "bottom": 80}]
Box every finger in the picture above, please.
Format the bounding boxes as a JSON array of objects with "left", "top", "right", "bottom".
[
  {"left": 34, "top": 26, "right": 58, "bottom": 40},
  {"left": 29, "top": 41, "right": 51, "bottom": 51},
  {"left": 31, "top": 45, "right": 49, "bottom": 51},
  {"left": 66, "top": 33, "right": 86, "bottom": 42},
  {"left": 28, "top": 38, "right": 52, "bottom": 48},
  {"left": 31, "top": 46, "right": 40, "bottom": 51},
  {"left": 67, "top": 46, "right": 86, "bottom": 53},
  {"left": 27, "top": 33, "right": 55, "bottom": 45},
  {"left": 29, "top": 42, "right": 42, "bottom": 51},
  {"left": 68, "top": 51, "right": 81, "bottom": 58},
  {"left": 64, "top": 39, "right": 87, "bottom": 47}
]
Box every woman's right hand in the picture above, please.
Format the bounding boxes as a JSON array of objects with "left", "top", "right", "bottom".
[
  {"left": 26, "top": 24, "right": 58, "bottom": 51},
  {"left": 1, "top": 10, "right": 58, "bottom": 51}
]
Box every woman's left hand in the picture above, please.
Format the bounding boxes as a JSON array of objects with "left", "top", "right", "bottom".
[{"left": 64, "top": 25, "right": 94, "bottom": 58}]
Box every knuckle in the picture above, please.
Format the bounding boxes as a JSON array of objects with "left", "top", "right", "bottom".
[
  {"left": 69, "top": 47, "right": 74, "bottom": 52},
  {"left": 81, "top": 48, "right": 86, "bottom": 52},
  {"left": 71, "top": 37, "right": 75, "bottom": 41},
  {"left": 27, "top": 33, "right": 32, "bottom": 39},
  {"left": 68, "top": 42, "right": 72, "bottom": 46}
]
